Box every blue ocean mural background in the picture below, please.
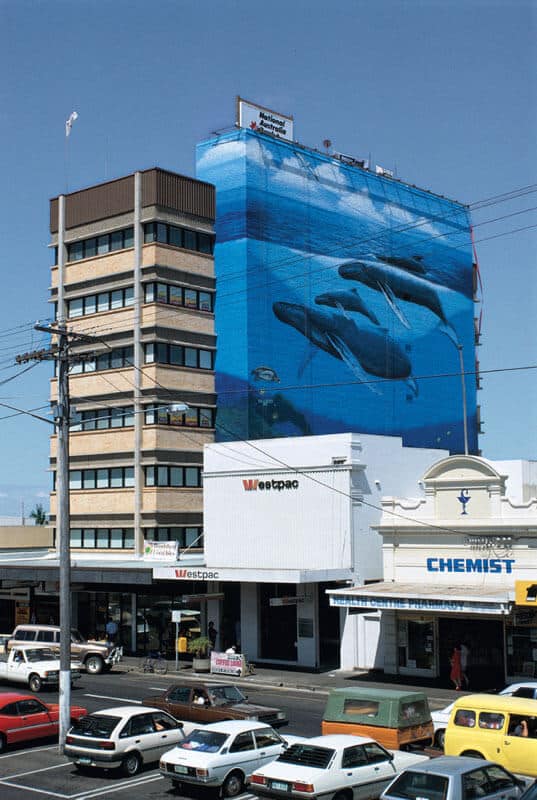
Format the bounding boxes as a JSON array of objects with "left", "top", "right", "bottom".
[{"left": 196, "top": 129, "right": 478, "bottom": 453}]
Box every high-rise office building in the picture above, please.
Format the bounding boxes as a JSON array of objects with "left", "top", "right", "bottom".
[{"left": 47, "top": 169, "right": 215, "bottom": 645}]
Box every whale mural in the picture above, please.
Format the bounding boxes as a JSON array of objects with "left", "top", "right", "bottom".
[{"left": 314, "top": 288, "right": 380, "bottom": 325}]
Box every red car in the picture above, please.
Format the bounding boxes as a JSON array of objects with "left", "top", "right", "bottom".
[{"left": 0, "top": 692, "right": 87, "bottom": 751}]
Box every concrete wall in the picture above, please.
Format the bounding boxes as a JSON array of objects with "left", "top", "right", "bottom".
[{"left": 0, "top": 526, "right": 53, "bottom": 548}]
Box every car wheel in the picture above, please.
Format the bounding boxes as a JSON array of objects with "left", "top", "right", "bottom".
[
  {"left": 435, "top": 729, "right": 446, "bottom": 749},
  {"left": 85, "top": 654, "right": 104, "bottom": 675},
  {"left": 29, "top": 674, "right": 43, "bottom": 692},
  {"left": 462, "top": 750, "right": 485, "bottom": 759},
  {"left": 74, "top": 765, "right": 92, "bottom": 775},
  {"left": 122, "top": 751, "right": 142, "bottom": 777},
  {"left": 333, "top": 792, "right": 351, "bottom": 800},
  {"left": 0, "top": 733, "right": 5, "bottom": 753},
  {"left": 222, "top": 771, "right": 244, "bottom": 797},
  {"left": 172, "top": 780, "right": 183, "bottom": 791}
]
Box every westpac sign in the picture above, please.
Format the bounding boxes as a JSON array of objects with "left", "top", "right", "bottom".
[{"left": 242, "top": 478, "right": 299, "bottom": 492}]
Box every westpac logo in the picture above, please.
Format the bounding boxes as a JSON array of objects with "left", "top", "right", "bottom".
[{"left": 242, "top": 478, "right": 299, "bottom": 492}]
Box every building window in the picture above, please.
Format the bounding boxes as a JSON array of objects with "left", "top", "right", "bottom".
[
  {"left": 68, "top": 467, "right": 134, "bottom": 490},
  {"left": 143, "top": 342, "right": 213, "bottom": 370},
  {"left": 144, "top": 465, "right": 202, "bottom": 488},
  {"left": 143, "top": 527, "right": 203, "bottom": 549},
  {"left": 70, "top": 527, "right": 134, "bottom": 549},
  {"left": 69, "top": 345, "right": 133, "bottom": 374},
  {"left": 66, "top": 226, "right": 135, "bottom": 262},
  {"left": 143, "top": 281, "right": 214, "bottom": 313},
  {"left": 144, "top": 403, "right": 214, "bottom": 429},
  {"left": 143, "top": 222, "right": 214, "bottom": 255},
  {"left": 67, "top": 286, "right": 134, "bottom": 319}
]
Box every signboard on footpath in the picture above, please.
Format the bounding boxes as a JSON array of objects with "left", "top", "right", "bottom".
[
  {"left": 210, "top": 651, "right": 245, "bottom": 677},
  {"left": 237, "top": 97, "right": 294, "bottom": 141}
]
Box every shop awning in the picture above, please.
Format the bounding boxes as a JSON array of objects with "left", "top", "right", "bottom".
[{"left": 327, "top": 581, "right": 513, "bottom": 615}]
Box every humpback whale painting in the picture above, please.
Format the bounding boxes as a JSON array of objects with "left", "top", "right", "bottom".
[{"left": 196, "top": 127, "right": 478, "bottom": 453}]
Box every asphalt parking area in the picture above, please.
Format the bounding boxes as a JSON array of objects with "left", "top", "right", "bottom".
[{"left": 0, "top": 744, "right": 165, "bottom": 799}]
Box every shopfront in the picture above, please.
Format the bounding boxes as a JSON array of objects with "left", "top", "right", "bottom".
[{"left": 329, "top": 455, "right": 537, "bottom": 686}]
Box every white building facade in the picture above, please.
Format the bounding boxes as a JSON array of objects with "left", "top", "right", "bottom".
[
  {"left": 156, "top": 433, "right": 446, "bottom": 669},
  {"left": 329, "top": 455, "right": 537, "bottom": 687}
]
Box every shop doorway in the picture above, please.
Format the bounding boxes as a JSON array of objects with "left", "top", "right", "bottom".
[
  {"left": 438, "top": 617, "right": 504, "bottom": 690},
  {"left": 259, "top": 584, "right": 297, "bottom": 661},
  {"left": 318, "top": 583, "right": 341, "bottom": 669}
]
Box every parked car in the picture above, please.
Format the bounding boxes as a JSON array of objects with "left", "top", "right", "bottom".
[
  {"left": 0, "top": 645, "right": 82, "bottom": 692},
  {"left": 321, "top": 688, "right": 433, "bottom": 750},
  {"left": 144, "top": 682, "right": 288, "bottom": 728},
  {"left": 8, "top": 624, "right": 121, "bottom": 675},
  {"left": 0, "top": 691, "right": 87, "bottom": 752},
  {"left": 520, "top": 781, "right": 537, "bottom": 800},
  {"left": 380, "top": 755, "right": 526, "bottom": 800},
  {"left": 444, "top": 694, "right": 537, "bottom": 778},
  {"left": 250, "top": 734, "right": 429, "bottom": 800},
  {"left": 64, "top": 705, "right": 185, "bottom": 776},
  {"left": 432, "top": 681, "right": 537, "bottom": 749},
  {"left": 159, "top": 719, "right": 302, "bottom": 797}
]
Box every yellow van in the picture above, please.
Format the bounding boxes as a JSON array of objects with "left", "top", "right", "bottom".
[{"left": 444, "top": 693, "right": 537, "bottom": 777}]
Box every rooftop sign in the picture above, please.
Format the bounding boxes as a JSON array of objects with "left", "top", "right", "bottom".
[{"left": 237, "top": 97, "right": 294, "bottom": 141}]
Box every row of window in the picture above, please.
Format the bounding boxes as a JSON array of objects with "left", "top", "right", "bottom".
[
  {"left": 68, "top": 287, "right": 134, "bottom": 318},
  {"left": 69, "top": 467, "right": 134, "bottom": 490},
  {"left": 144, "top": 527, "right": 203, "bottom": 548},
  {"left": 70, "top": 528, "right": 135, "bottom": 549},
  {"left": 66, "top": 282, "right": 213, "bottom": 319},
  {"left": 70, "top": 404, "right": 215, "bottom": 432},
  {"left": 144, "top": 342, "right": 213, "bottom": 370},
  {"left": 144, "top": 465, "right": 202, "bottom": 488},
  {"left": 144, "top": 282, "right": 213, "bottom": 312},
  {"left": 144, "top": 222, "right": 213, "bottom": 254},
  {"left": 61, "top": 222, "right": 214, "bottom": 264},
  {"left": 68, "top": 343, "right": 214, "bottom": 374},
  {"left": 66, "top": 466, "right": 203, "bottom": 490}
]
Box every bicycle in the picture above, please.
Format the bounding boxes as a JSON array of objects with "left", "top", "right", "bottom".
[{"left": 139, "top": 650, "right": 167, "bottom": 674}]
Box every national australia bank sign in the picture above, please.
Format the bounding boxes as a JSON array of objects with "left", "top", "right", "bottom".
[
  {"left": 237, "top": 97, "right": 294, "bottom": 141},
  {"left": 243, "top": 478, "right": 299, "bottom": 492}
]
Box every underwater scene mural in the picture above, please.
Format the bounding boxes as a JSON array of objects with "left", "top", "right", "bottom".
[{"left": 196, "top": 128, "right": 478, "bottom": 453}]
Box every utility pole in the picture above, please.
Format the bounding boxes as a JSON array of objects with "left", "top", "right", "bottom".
[{"left": 16, "top": 325, "right": 98, "bottom": 752}]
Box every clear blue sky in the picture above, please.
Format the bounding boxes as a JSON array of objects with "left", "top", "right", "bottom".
[{"left": 0, "top": 0, "right": 535, "bottom": 517}]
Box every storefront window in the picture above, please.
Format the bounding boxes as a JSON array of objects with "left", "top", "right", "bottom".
[
  {"left": 506, "top": 609, "right": 537, "bottom": 679},
  {"left": 398, "top": 617, "right": 435, "bottom": 671}
]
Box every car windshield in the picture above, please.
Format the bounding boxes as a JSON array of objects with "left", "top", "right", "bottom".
[
  {"left": 70, "top": 629, "right": 85, "bottom": 644},
  {"left": 69, "top": 715, "right": 120, "bottom": 738},
  {"left": 386, "top": 771, "right": 449, "bottom": 800},
  {"left": 25, "top": 649, "right": 57, "bottom": 662},
  {"left": 278, "top": 744, "right": 335, "bottom": 769},
  {"left": 209, "top": 686, "right": 246, "bottom": 705},
  {"left": 178, "top": 730, "right": 228, "bottom": 753}
]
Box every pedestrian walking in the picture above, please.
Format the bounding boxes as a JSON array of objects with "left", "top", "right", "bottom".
[
  {"left": 450, "top": 644, "right": 463, "bottom": 690},
  {"left": 460, "top": 641, "right": 470, "bottom": 688},
  {"left": 208, "top": 620, "right": 218, "bottom": 649}
]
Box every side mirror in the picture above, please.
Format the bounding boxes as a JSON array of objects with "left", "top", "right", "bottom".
[{"left": 176, "top": 721, "right": 184, "bottom": 729}]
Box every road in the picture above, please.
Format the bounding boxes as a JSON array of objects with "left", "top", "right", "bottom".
[{"left": 0, "top": 664, "right": 334, "bottom": 799}]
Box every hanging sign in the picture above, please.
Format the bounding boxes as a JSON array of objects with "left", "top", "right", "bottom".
[{"left": 143, "top": 540, "right": 178, "bottom": 561}]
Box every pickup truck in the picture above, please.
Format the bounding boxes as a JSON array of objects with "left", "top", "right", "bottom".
[{"left": 0, "top": 645, "right": 82, "bottom": 692}]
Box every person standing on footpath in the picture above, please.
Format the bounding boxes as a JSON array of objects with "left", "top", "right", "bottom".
[
  {"left": 105, "top": 618, "right": 118, "bottom": 644},
  {"left": 460, "top": 641, "right": 470, "bottom": 689},
  {"left": 208, "top": 620, "right": 218, "bottom": 650},
  {"left": 450, "top": 644, "right": 463, "bottom": 690}
]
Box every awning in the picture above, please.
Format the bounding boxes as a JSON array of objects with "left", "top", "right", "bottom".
[{"left": 327, "top": 581, "right": 513, "bottom": 615}]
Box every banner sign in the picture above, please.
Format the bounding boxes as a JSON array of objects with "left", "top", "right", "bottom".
[
  {"left": 330, "top": 594, "right": 510, "bottom": 615},
  {"left": 210, "top": 651, "right": 245, "bottom": 676},
  {"left": 237, "top": 97, "right": 293, "bottom": 141},
  {"left": 143, "top": 540, "right": 178, "bottom": 561}
]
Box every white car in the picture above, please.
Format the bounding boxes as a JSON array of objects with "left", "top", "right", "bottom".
[
  {"left": 432, "top": 681, "right": 537, "bottom": 749},
  {"left": 65, "top": 705, "right": 185, "bottom": 776},
  {"left": 249, "top": 734, "right": 429, "bottom": 800},
  {"left": 160, "top": 719, "right": 303, "bottom": 797}
]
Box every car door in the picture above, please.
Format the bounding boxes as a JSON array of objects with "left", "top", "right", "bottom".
[
  {"left": 164, "top": 685, "right": 192, "bottom": 718},
  {"left": 151, "top": 712, "right": 184, "bottom": 759},
  {"left": 190, "top": 687, "right": 212, "bottom": 723},
  {"left": 340, "top": 744, "right": 369, "bottom": 800},
  {"left": 253, "top": 728, "right": 286, "bottom": 774},
  {"left": 462, "top": 765, "right": 522, "bottom": 800},
  {"left": 227, "top": 730, "right": 257, "bottom": 779},
  {"left": 119, "top": 713, "right": 162, "bottom": 765},
  {"left": 13, "top": 698, "right": 56, "bottom": 743},
  {"left": 502, "top": 715, "right": 537, "bottom": 777},
  {"left": 361, "top": 742, "right": 400, "bottom": 795}
]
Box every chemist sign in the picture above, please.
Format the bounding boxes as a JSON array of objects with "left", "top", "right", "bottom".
[{"left": 237, "top": 97, "right": 294, "bottom": 141}]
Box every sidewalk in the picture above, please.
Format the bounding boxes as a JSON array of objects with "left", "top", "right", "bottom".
[{"left": 122, "top": 657, "right": 463, "bottom": 708}]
